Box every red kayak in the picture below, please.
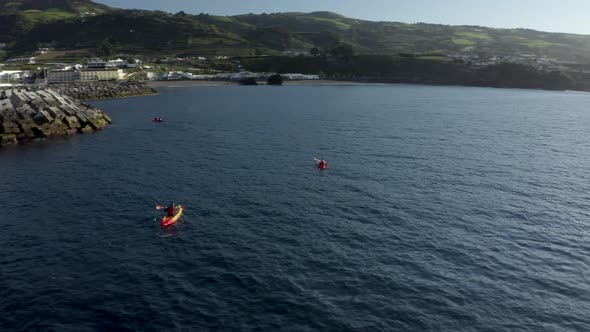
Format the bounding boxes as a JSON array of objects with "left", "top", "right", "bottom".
[
  {"left": 315, "top": 158, "right": 327, "bottom": 170},
  {"left": 161, "top": 205, "right": 183, "bottom": 228}
]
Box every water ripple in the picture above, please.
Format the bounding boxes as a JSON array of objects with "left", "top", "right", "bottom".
[{"left": 3, "top": 85, "right": 590, "bottom": 331}]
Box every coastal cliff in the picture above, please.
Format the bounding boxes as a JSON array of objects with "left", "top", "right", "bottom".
[{"left": 0, "top": 87, "right": 111, "bottom": 146}]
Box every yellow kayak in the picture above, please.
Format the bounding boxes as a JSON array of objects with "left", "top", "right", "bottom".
[{"left": 161, "top": 205, "right": 183, "bottom": 228}]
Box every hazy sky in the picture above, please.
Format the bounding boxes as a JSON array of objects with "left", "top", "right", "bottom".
[{"left": 96, "top": 0, "right": 590, "bottom": 34}]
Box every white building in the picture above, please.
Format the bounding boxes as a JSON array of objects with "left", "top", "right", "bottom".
[
  {"left": 229, "top": 71, "right": 258, "bottom": 80},
  {"left": 80, "top": 69, "right": 123, "bottom": 81},
  {"left": 282, "top": 73, "right": 320, "bottom": 80},
  {"left": 106, "top": 58, "right": 126, "bottom": 68},
  {"left": 168, "top": 71, "right": 194, "bottom": 80},
  {"left": 146, "top": 72, "right": 158, "bottom": 80},
  {"left": 86, "top": 58, "right": 106, "bottom": 69},
  {"left": 47, "top": 70, "right": 80, "bottom": 83},
  {"left": 0, "top": 70, "right": 29, "bottom": 81}
]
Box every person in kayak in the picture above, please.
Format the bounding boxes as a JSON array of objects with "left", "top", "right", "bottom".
[{"left": 165, "top": 203, "right": 175, "bottom": 217}]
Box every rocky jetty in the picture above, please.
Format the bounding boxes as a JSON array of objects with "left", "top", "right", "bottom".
[
  {"left": 50, "top": 81, "right": 157, "bottom": 100},
  {"left": 0, "top": 87, "right": 112, "bottom": 146}
]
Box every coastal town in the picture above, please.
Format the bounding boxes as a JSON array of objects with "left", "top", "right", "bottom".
[
  {"left": 0, "top": 44, "right": 585, "bottom": 87},
  {"left": 0, "top": 52, "right": 320, "bottom": 86}
]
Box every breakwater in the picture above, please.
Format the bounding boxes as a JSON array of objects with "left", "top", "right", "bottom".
[
  {"left": 0, "top": 82, "right": 156, "bottom": 147},
  {"left": 51, "top": 81, "right": 157, "bottom": 100},
  {"left": 0, "top": 87, "right": 112, "bottom": 146}
]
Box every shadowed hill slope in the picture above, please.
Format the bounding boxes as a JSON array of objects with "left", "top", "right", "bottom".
[{"left": 2, "top": 1, "right": 590, "bottom": 63}]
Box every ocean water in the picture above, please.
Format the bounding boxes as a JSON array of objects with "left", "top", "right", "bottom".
[{"left": 2, "top": 84, "right": 590, "bottom": 331}]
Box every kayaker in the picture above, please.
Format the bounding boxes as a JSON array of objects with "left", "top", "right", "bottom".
[
  {"left": 318, "top": 159, "right": 327, "bottom": 168},
  {"left": 165, "top": 203, "right": 175, "bottom": 217}
]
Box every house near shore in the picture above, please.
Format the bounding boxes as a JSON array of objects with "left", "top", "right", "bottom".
[
  {"left": 146, "top": 72, "right": 158, "bottom": 80},
  {"left": 106, "top": 58, "right": 127, "bottom": 68},
  {"left": 0, "top": 70, "right": 30, "bottom": 81},
  {"left": 168, "top": 71, "right": 194, "bottom": 80},
  {"left": 282, "top": 73, "right": 320, "bottom": 80},
  {"left": 229, "top": 71, "right": 261, "bottom": 81},
  {"left": 80, "top": 69, "right": 123, "bottom": 81},
  {"left": 85, "top": 58, "right": 106, "bottom": 69},
  {"left": 47, "top": 69, "right": 80, "bottom": 83},
  {"left": 46, "top": 68, "right": 123, "bottom": 83}
]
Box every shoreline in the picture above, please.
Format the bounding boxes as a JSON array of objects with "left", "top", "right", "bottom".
[
  {"left": 144, "top": 79, "right": 584, "bottom": 93},
  {"left": 146, "top": 80, "right": 376, "bottom": 88}
]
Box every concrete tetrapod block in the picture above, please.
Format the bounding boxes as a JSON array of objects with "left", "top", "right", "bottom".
[
  {"left": 33, "top": 109, "right": 54, "bottom": 125},
  {"left": 46, "top": 106, "right": 66, "bottom": 120},
  {"left": 63, "top": 116, "right": 81, "bottom": 129},
  {"left": 19, "top": 121, "right": 41, "bottom": 140},
  {"left": 17, "top": 104, "right": 36, "bottom": 119},
  {"left": 9, "top": 90, "right": 28, "bottom": 108},
  {"left": 80, "top": 125, "right": 95, "bottom": 134},
  {"left": 1, "top": 134, "right": 17, "bottom": 145},
  {"left": 2, "top": 122, "right": 21, "bottom": 135},
  {"left": 0, "top": 99, "right": 14, "bottom": 113}
]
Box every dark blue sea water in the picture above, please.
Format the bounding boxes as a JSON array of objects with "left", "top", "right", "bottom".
[{"left": 2, "top": 84, "right": 590, "bottom": 331}]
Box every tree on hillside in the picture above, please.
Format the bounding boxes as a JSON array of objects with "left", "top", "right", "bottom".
[
  {"left": 267, "top": 74, "right": 283, "bottom": 85},
  {"left": 96, "top": 38, "right": 114, "bottom": 57},
  {"left": 330, "top": 43, "right": 354, "bottom": 61}
]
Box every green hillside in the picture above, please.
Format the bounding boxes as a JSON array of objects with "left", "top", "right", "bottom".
[
  {"left": 0, "top": 0, "right": 114, "bottom": 44},
  {"left": 0, "top": 0, "right": 112, "bottom": 13},
  {"left": 2, "top": 1, "right": 590, "bottom": 63}
]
